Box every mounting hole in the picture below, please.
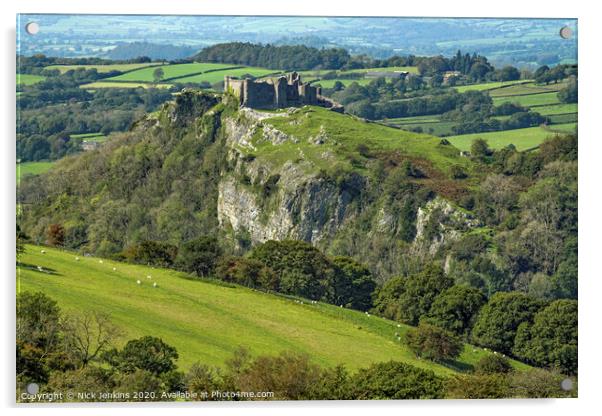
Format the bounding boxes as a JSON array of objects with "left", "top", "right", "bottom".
[
  {"left": 559, "top": 26, "right": 572, "bottom": 40},
  {"left": 25, "top": 22, "right": 40, "bottom": 35},
  {"left": 560, "top": 378, "right": 574, "bottom": 391}
]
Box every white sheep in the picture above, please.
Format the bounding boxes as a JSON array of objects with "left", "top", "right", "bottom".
[
  {"left": 397, "top": 324, "right": 401, "bottom": 328},
  {"left": 99, "top": 260, "right": 103, "bottom": 264},
  {"left": 40, "top": 250, "right": 45, "bottom": 254},
  {"left": 153, "top": 282, "right": 157, "bottom": 288},
  {"left": 112, "top": 267, "right": 116, "bottom": 271},
  {"left": 136, "top": 280, "right": 141, "bottom": 285},
  {"left": 75, "top": 257, "right": 80, "bottom": 261},
  {"left": 146, "top": 275, "right": 152, "bottom": 279},
  {"left": 37, "top": 266, "right": 43, "bottom": 272}
]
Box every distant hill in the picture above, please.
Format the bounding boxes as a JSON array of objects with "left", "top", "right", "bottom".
[{"left": 108, "top": 42, "right": 199, "bottom": 61}]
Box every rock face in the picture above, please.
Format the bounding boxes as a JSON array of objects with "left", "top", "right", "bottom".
[
  {"left": 217, "top": 111, "right": 479, "bottom": 253},
  {"left": 413, "top": 197, "right": 481, "bottom": 255}
]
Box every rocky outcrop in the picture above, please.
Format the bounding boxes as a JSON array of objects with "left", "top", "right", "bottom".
[{"left": 413, "top": 197, "right": 481, "bottom": 255}]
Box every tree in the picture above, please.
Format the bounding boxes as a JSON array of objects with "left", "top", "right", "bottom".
[
  {"left": 122, "top": 240, "right": 178, "bottom": 268},
  {"left": 16, "top": 224, "right": 28, "bottom": 256},
  {"left": 424, "top": 285, "right": 487, "bottom": 336},
  {"left": 397, "top": 264, "right": 454, "bottom": 325},
  {"left": 405, "top": 322, "right": 463, "bottom": 362},
  {"left": 471, "top": 138, "right": 492, "bottom": 161},
  {"left": 331, "top": 256, "right": 376, "bottom": 311},
  {"left": 175, "top": 236, "right": 222, "bottom": 277},
  {"left": 498, "top": 66, "right": 521, "bottom": 82},
  {"left": 215, "top": 256, "right": 278, "bottom": 290},
  {"left": 185, "top": 363, "right": 223, "bottom": 400},
  {"left": 445, "top": 374, "right": 510, "bottom": 399},
  {"left": 234, "top": 351, "right": 321, "bottom": 400},
  {"left": 372, "top": 276, "right": 406, "bottom": 320},
  {"left": 61, "top": 311, "right": 121, "bottom": 367},
  {"left": 249, "top": 240, "right": 336, "bottom": 300},
  {"left": 557, "top": 78, "right": 577, "bottom": 103},
  {"left": 474, "top": 354, "right": 512, "bottom": 375},
  {"left": 46, "top": 223, "right": 65, "bottom": 246},
  {"left": 350, "top": 361, "right": 444, "bottom": 399},
  {"left": 103, "top": 336, "right": 178, "bottom": 376},
  {"left": 470, "top": 292, "right": 543, "bottom": 354},
  {"left": 152, "top": 67, "right": 165, "bottom": 83},
  {"left": 513, "top": 299, "right": 577, "bottom": 375},
  {"left": 17, "top": 291, "right": 61, "bottom": 352}
]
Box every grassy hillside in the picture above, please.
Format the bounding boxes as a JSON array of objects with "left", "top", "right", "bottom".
[
  {"left": 44, "top": 62, "right": 162, "bottom": 74},
  {"left": 253, "top": 106, "right": 472, "bottom": 178},
  {"left": 17, "top": 161, "right": 55, "bottom": 181},
  {"left": 447, "top": 123, "right": 577, "bottom": 151},
  {"left": 16, "top": 74, "right": 46, "bottom": 86},
  {"left": 17, "top": 245, "right": 529, "bottom": 375}
]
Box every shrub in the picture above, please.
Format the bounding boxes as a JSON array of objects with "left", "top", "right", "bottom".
[
  {"left": 445, "top": 374, "right": 510, "bottom": 399},
  {"left": 175, "top": 236, "right": 222, "bottom": 277},
  {"left": 215, "top": 256, "right": 278, "bottom": 290},
  {"left": 46, "top": 223, "right": 65, "bottom": 246},
  {"left": 121, "top": 240, "right": 178, "bottom": 268},
  {"left": 103, "top": 336, "right": 178, "bottom": 376},
  {"left": 405, "top": 322, "right": 464, "bottom": 362},
  {"left": 475, "top": 354, "right": 513, "bottom": 375},
  {"left": 350, "top": 361, "right": 444, "bottom": 399}
]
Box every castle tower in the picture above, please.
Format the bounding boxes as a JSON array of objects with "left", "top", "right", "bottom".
[{"left": 274, "top": 76, "right": 288, "bottom": 108}]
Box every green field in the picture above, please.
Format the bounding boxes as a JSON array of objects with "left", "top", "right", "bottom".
[
  {"left": 45, "top": 62, "right": 162, "bottom": 74},
  {"left": 16, "top": 74, "right": 45, "bottom": 85},
  {"left": 18, "top": 245, "right": 529, "bottom": 375},
  {"left": 174, "top": 66, "right": 279, "bottom": 84},
  {"left": 492, "top": 91, "right": 561, "bottom": 107},
  {"left": 309, "top": 78, "right": 374, "bottom": 88},
  {"left": 488, "top": 81, "right": 568, "bottom": 98},
  {"left": 533, "top": 103, "right": 578, "bottom": 116},
  {"left": 79, "top": 81, "right": 173, "bottom": 89},
  {"left": 446, "top": 123, "right": 577, "bottom": 152},
  {"left": 70, "top": 132, "right": 107, "bottom": 142},
  {"left": 106, "top": 63, "right": 244, "bottom": 82},
  {"left": 17, "top": 161, "right": 54, "bottom": 179},
  {"left": 453, "top": 80, "right": 529, "bottom": 93}
]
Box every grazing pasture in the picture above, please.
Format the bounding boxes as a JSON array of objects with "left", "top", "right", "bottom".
[
  {"left": 17, "top": 245, "right": 530, "bottom": 374},
  {"left": 79, "top": 81, "right": 173, "bottom": 89},
  {"left": 446, "top": 123, "right": 576, "bottom": 152},
  {"left": 44, "top": 62, "right": 162, "bottom": 74},
  {"left": 17, "top": 161, "right": 54, "bottom": 180},
  {"left": 16, "top": 74, "right": 45, "bottom": 86}
]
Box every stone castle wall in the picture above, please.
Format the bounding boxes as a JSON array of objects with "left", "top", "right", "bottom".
[{"left": 224, "top": 72, "right": 340, "bottom": 111}]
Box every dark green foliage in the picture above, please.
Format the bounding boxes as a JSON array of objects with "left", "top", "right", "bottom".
[
  {"left": 307, "top": 365, "right": 351, "bottom": 400},
  {"left": 397, "top": 264, "right": 454, "bottom": 325},
  {"left": 557, "top": 78, "right": 577, "bottom": 103},
  {"left": 103, "top": 336, "right": 178, "bottom": 376},
  {"left": 350, "top": 361, "right": 444, "bottom": 399},
  {"left": 513, "top": 299, "right": 577, "bottom": 375},
  {"left": 445, "top": 374, "right": 510, "bottom": 398},
  {"left": 215, "top": 256, "right": 278, "bottom": 290},
  {"left": 425, "top": 285, "right": 487, "bottom": 336},
  {"left": 248, "top": 240, "right": 336, "bottom": 300},
  {"left": 471, "top": 292, "right": 543, "bottom": 354},
  {"left": 184, "top": 363, "right": 223, "bottom": 400},
  {"left": 121, "top": 240, "right": 178, "bottom": 268},
  {"left": 372, "top": 276, "right": 406, "bottom": 320},
  {"left": 234, "top": 351, "right": 321, "bottom": 400},
  {"left": 471, "top": 138, "right": 492, "bottom": 160},
  {"left": 195, "top": 42, "right": 351, "bottom": 71},
  {"left": 17, "top": 291, "right": 61, "bottom": 351},
  {"left": 450, "top": 165, "right": 468, "bottom": 179},
  {"left": 331, "top": 256, "right": 376, "bottom": 311},
  {"left": 405, "top": 322, "right": 464, "bottom": 362},
  {"left": 451, "top": 234, "right": 489, "bottom": 262},
  {"left": 175, "top": 236, "right": 222, "bottom": 277},
  {"left": 114, "top": 370, "right": 163, "bottom": 401},
  {"left": 474, "top": 354, "right": 512, "bottom": 375}
]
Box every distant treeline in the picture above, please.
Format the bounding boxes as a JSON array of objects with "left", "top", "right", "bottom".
[
  {"left": 193, "top": 42, "right": 499, "bottom": 77},
  {"left": 17, "top": 54, "right": 154, "bottom": 74}
]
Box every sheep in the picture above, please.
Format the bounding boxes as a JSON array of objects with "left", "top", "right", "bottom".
[
  {"left": 99, "top": 260, "right": 103, "bottom": 264},
  {"left": 146, "top": 275, "right": 152, "bottom": 279},
  {"left": 75, "top": 257, "right": 80, "bottom": 261},
  {"left": 397, "top": 324, "right": 401, "bottom": 328},
  {"left": 37, "top": 266, "right": 43, "bottom": 272},
  {"left": 136, "top": 280, "right": 141, "bottom": 285},
  {"left": 112, "top": 267, "right": 116, "bottom": 271},
  {"left": 40, "top": 250, "right": 45, "bottom": 254},
  {"left": 153, "top": 282, "right": 157, "bottom": 288}
]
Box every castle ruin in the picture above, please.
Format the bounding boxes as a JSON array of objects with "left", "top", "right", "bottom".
[{"left": 224, "top": 72, "right": 342, "bottom": 111}]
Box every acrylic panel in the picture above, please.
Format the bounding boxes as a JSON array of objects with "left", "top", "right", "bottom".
[{"left": 16, "top": 14, "right": 578, "bottom": 403}]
